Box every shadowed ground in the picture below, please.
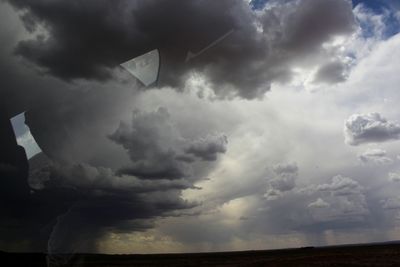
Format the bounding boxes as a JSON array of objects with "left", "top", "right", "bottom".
[{"left": 2, "top": 243, "right": 400, "bottom": 266}]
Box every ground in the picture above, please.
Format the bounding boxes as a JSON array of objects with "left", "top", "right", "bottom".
[{"left": 2, "top": 243, "right": 400, "bottom": 266}]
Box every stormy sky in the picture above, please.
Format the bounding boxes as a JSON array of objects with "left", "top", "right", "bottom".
[{"left": 1, "top": 0, "right": 400, "bottom": 254}]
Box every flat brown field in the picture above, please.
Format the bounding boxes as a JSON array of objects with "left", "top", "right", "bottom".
[{"left": 2, "top": 243, "right": 400, "bottom": 266}]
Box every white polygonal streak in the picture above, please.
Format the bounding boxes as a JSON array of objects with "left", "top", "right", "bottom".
[
  {"left": 10, "top": 112, "right": 42, "bottom": 159},
  {"left": 120, "top": 49, "right": 160, "bottom": 86}
]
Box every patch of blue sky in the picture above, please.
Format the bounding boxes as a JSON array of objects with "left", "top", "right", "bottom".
[
  {"left": 380, "top": 14, "right": 399, "bottom": 39},
  {"left": 353, "top": 0, "right": 388, "bottom": 12},
  {"left": 353, "top": 0, "right": 400, "bottom": 38},
  {"left": 250, "top": 0, "right": 268, "bottom": 10},
  {"left": 250, "top": 0, "right": 400, "bottom": 39},
  {"left": 251, "top": 0, "right": 400, "bottom": 13}
]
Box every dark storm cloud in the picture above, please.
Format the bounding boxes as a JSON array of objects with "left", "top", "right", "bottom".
[
  {"left": 109, "top": 108, "right": 227, "bottom": 179},
  {"left": 1, "top": 151, "right": 197, "bottom": 252},
  {"left": 0, "top": 0, "right": 359, "bottom": 253},
  {"left": 344, "top": 113, "right": 400, "bottom": 145},
  {"left": 0, "top": 103, "right": 225, "bottom": 252},
  {"left": 109, "top": 107, "right": 188, "bottom": 180},
  {"left": 0, "top": 102, "right": 227, "bottom": 252},
  {"left": 7, "top": 0, "right": 356, "bottom": 99},
  {"left": 7, "top": 0, "right": 246, "bottom": 84},
  {"left": 0, "top": 65, "right": 223, "bottom": 252},
  {"left": 23, "top": 78, "right": 141, "bottom": 164},
  {"left": 0, "top": 5, "right": 60, "bottom": 119},
  {"left": 185, "top": 134, "right": 228, "bottom": 161},
  {"left": 263, "top": 0, "right": 355, "bottom": 52},
  {"left": 47, "top": 159, "right": 197, "bottom": 193},
  {"left": 0, "top": 51, "right": 227, "bottom": 252},
  {"left": 0, "top": 3, "right": 192, "bottom": 250},
  {"left": 116, "top": 161, "right": 185, "bottom": 180}
]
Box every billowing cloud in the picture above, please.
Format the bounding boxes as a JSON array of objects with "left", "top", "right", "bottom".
[
  {"left": 358, "top": 148, "right": 393, "bottom": 165},
  {"left": 109, "top": 108, "right": 227, "bottom": 179},
  {"left": 109, "top": 108, "right": 187, "bottom": 180},
  {"left": 344, "top": 113, "right": 400, "bottom": 145},
  {"left": 315, "top": 175, "right": 363, "bottom": 196},
  {"left": 7, "top": 0, "right": 356, "bottom": 99},
  {"left": 185, "top": 134, "right": 228, "bottom": 161},
  {"left": 307, "top": 175, "right": 367, "bottom": 215}
]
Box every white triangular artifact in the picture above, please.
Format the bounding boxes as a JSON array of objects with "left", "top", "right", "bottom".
[{"left": 120, "top": 49, "right": 160, "bottom": 86}]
